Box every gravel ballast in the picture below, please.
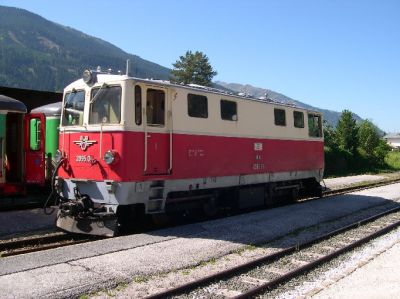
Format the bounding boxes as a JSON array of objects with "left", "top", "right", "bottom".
[{"left": 0, "top": 183, "right": 399, "bottom": 299}]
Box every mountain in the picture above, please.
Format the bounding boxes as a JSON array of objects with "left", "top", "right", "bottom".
[
  {"left": 0, "top": 6, "right": 170, "bottom": 92},
  {"left": 0, "top": 5, "right": 362, "bottom": 128},
  {"left": 215, "top": 81, "right": 363, "bottom": 127}
]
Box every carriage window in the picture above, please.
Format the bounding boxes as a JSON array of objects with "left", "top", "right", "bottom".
[
  {"left": 29, "top": 118, "right": 41, "bottom": 151},
  {"left": 146, "top": 89, "right": 165, "bottom": 126},
  {"left": 62, "top": 90, "right": 85, "bottom": 126},
  {"left": 274, "top": 108, "right": 286, "bottom": 126},
  {"left": 221, "top": 100, "right": 237, "bottom": 121},
  {"left": 308, "top": 113, "right": 322, "bottom": 137},
  {"left": 293, "top": 111, "right": 304, "bottom": 128},
  {"left": 188, "top": 94, "right": 208, "bottom": 118},
  {"left": 135, "top": 85, "right": 142, "bottom": 125},
  {"left": 89, "top": 85, "right": 121, "bottom": 124}
]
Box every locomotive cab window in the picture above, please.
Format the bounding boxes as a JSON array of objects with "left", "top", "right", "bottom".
[
  {"left": 89, "top": 85, "right": 121, "bottom": 124},
  {"left": 274, "top": 108, "right": 286, "bottom": 126},
  {"left": 308, "top": 113, "right": 322, "bottom": 137},
  {"left": 188, "top": 94, "right": 208, "bottom": 118},
  {"left": 146, "top": 89, "right": 165, "bottom": 126},
  {"left": 293, "top": 111, "right": 304, "bottom": 128},
  {"left": 62, "top": 90, "right": 85, "bottom": 126},
  {"left": 221, "top": 99, "right": 237, "bottom": 121}
]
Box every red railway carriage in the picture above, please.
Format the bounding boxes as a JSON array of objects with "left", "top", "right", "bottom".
[
  {"left": 54, "top": 70, "right": 324, "bottom": 236},
  {"left": 0, "top": 95, "right": 50, "bottom": 197}
]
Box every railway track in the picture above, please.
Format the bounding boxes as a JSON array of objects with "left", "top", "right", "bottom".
[
  {"left": 322, "top": 176, "right": 400, "bottom": 197},
  {"left": 0, "top": 231, "right": 102, "bottom": 257},
  {"left": 0, "top": 177, "right": 399, "bottom": 258},
  {"left": 145, "top": 206, "right": 400, "bottom": 299}
]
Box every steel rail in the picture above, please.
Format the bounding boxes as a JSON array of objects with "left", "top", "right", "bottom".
[
  {"left": 0, "top": 232, "right": 67, "bottom": 251},
  {"left": 1, "top": 177, "right": 399, "bottom": 258},
  {"left": 234, "top": 214, "right": 400, "bottom": 299},
  {"left": 323, "top": 177, "right": 400, "bottom": 197},
  {"left": 145, "top": 205, "right": 400, "bottom": 299},
  {"left": 0, "top": 232, "right": 102, "bottom": 257}
]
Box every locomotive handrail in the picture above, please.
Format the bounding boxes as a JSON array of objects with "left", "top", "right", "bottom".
[
  {"left": 99, "top": 121, "right": 104, "bottom": 160},
  {"left": 169, "top": 109, "right": 173, "bottom": 174},
  {"left": 143, "top": 106, "right": 148, "bottom": 173}
]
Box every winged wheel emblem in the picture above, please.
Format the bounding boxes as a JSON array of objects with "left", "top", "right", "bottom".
[{"left": 73, "top": 136, "right": 97, "bottom": 151}]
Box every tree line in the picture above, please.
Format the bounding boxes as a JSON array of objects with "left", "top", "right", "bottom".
[{"left": 324, "top": 110, "right": 391, "bottom": 176}]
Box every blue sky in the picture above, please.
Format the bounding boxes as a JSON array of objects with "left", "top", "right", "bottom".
[{"left": 2, "top": 0, "right": 400, "bottom": 132}]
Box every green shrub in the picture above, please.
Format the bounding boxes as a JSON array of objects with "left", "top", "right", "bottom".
[{"left": 385, "top": 151, "right": 400, "bottom": 170}]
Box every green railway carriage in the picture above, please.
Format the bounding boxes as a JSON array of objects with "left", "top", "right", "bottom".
[{"left": 31, "top": 102, "right": 62, "bottom": 181}]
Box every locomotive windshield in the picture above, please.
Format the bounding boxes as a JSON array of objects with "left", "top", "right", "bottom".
[
  {"left": 89, "top": 86, "right": 121, "bottom": 124},
  {"left": 62, "top": 90, "right": 85, "bottom": 126}
]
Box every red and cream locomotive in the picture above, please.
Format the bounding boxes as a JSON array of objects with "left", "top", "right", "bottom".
[{"left": 54, "top": 69, "right": 324, "bottom": 236}]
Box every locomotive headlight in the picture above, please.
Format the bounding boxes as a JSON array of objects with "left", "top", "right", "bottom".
[
  {"left": 55, "top": 149, "right": 63, "bottom": 163},
  {"left": 103, "top": 150, "right": 116, "bottom": 165},
  {"left": 82, "top": 69, "right": 97, "bottom": 85}
]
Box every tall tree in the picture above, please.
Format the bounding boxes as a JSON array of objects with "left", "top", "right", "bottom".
[
  {"left": 358, "top": 119, "right": 380, "bottom": 157},
  {"left": 336, "top": 109, "right": 359, "bottom": 153},
  {"left": 323, "top": 120, "right": 338, "bottom": 149},
  {"left": 171, "top": 50, "right": 217, "bottom": 86}
]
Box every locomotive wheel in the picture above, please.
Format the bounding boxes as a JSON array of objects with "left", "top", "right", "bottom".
[
  {"left": 203, "top": 197, "right": 218, "bottom": 217},
  {"left": 291, "top": 187, "right": 299, "bottom": 201},
  {"left": 151, "top": 213, "right": 170, "bottom": 226}
]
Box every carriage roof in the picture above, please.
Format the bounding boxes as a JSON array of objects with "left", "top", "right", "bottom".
[
  {"left": 31, "top": 101, "right": 62, "bottom": 116},
  {"left": 0, "top": 94, "right": 27, "bottom": 113}
]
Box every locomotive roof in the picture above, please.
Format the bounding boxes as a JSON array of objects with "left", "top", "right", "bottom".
[
  {"left": 65, "top": 73, "right": 322, "bottom": 115},
  {"left": 0, "top": 94, "right": 27, "bottom": 113},
  {"left": 31, "top": 101, "right": 62, "bottom": 116}
]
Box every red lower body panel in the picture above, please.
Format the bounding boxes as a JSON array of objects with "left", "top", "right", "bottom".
[{"left": 58, "top": 131, "right": 324, "bottom": 182}]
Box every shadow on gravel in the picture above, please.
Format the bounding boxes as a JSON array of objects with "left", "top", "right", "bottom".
[
  {"left": 144, "top": 192, "right": 400, "bottom": 249},
  {"left": 0, "top": 207, "right": 58, "bottom": 239}
]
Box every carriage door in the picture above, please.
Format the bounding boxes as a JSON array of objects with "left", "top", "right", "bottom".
[
  {"left": 144, "top": 88, "right": 170, "bottom": 175},
  {"left": 0, "top": 127, "right": 6, "bottom": 184},
  {"left": 24, "top": 113, "right": 46, "bottom": 185}
]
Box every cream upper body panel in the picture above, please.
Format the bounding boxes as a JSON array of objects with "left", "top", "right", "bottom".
[
  {"left": 170, "top": 87, "right": 322, "bottom": 141},
  {"left": 61, "top": 74, "right": 323, "bottom": 141}
]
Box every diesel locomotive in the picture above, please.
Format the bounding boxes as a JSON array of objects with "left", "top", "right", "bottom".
[{"left": 54, "top": 70, "right": 324, "bottom": 236}]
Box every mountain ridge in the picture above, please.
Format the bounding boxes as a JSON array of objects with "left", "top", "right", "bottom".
[
  {"left": 0, "top": 5, "right": 170, "bottom": 92},
  {"left": 215, "top": 81, "right": 363, "bottom": 126},
  {"left": 0, "top": 5, "right": 362, "bottom": 127}
]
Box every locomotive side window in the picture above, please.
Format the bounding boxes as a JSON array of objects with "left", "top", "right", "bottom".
[
  {"left": 188, "top": 94, "right": 208, "bottom": 118},
  {"left": 274, "top": 108, "right": 286, "bottom": 126},
  {"left": 308, "top": 113, "right": 322, "bottom": 137},
  {"left": 135, "top": 85, "right": 142, "bottom": 125},
  {"left": 146, "top": 89, "right": 165, "bottom": 126},
  {"left": 62, "top": 90, "right": 85, "bottom": 126},
  {"left": 221, "top": 99, "right": 237, "bottom": 121},
  {"left": 293, "top": 111, "right": 304, "bottom": 128},
  {"left": 89, "top": 85, "right": 121, "bottom": 124}
]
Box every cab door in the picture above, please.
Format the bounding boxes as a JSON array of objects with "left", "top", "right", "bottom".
[
  {"left": 24, "top": 113, "right": 46, "bottom": 185},
  {"left": 144, "top": 87, "right": 170, "bottom": 175}
]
